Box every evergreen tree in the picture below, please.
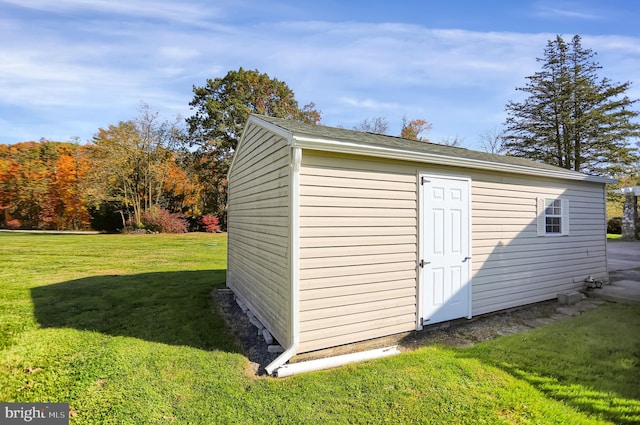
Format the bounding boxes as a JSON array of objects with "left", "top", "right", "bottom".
[{"left": 503, "top": 35, "right": 640, "bottom": 176}]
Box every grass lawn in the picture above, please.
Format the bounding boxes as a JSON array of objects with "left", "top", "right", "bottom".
[{"left": 1, "top": 232, "right": 638, "bottom": 424}]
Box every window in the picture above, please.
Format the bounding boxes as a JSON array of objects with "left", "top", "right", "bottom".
[
  {"left": 537, "top": 197, "right": 569, "bottom": 236},
  {"left": 545, "top": 199, "right": 562, "bottom": 234}
]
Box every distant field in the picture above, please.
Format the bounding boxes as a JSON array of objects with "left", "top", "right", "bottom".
[{"left": 1, "top": 232, "right": 638, "bottom": 424}]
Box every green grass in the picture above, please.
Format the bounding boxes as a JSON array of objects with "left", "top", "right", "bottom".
[
  {"left": 1, "top": 233, "right": 639, "bottom": 424},
  {"left": 463, "top": 304, "right": 640, "bottom": 424}
]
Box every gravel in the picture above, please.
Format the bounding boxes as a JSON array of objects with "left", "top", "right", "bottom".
[
  {"left": 214, "top": 289, "right": 280, "bottom": 375},
  {"left": 214, "top": 288, "right": 607, "bottom": 376}
]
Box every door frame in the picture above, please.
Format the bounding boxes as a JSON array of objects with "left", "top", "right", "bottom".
[{"left": 416, "top": 172, "right": 473, "bottom": 330}]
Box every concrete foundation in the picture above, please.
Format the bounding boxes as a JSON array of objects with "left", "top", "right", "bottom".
[{"left": 557, "top": 291, "right": 582, "bottom": 305}]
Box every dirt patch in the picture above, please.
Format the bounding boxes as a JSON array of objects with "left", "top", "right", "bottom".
[
  {"left": 402, "top": 301, "right": 560, "bottom": 350},
  {"left": 214, "top": 288, "right": 607, "bottom": 376}
]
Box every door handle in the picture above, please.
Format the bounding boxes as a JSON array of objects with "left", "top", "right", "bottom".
[
  {"left": 419, "top": 259, "right": 431, "bottom": 268},
  {"left": 463, "top": 256, "right": 472, "bottom": 262}
]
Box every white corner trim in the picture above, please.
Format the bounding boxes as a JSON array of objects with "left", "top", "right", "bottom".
[
  {"left": 290, "top": 146, "right": 301, "bottom": 343},
  {"left": 415, "top": 172, "right": 424, "bottom": 330},
  {"left": 265, "top": 146, "right": 301, "bottom": 376}
]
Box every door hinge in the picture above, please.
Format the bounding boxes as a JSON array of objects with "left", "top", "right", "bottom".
[{"left": 420, "top": 176, "right": 430, "bottom": 185}]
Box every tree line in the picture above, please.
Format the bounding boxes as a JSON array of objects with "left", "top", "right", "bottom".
[
  {"left": 0, "top": 127, "right": 199, "bottom": 232},
  {"left": 1, "top": 36, "right": 639, "bottom": 232},
  {"left": 0, "top": 69, "right": 325, "bottom": 232},
  {"left": 0, "top": 68, "right": 437, "bottom": 232}
]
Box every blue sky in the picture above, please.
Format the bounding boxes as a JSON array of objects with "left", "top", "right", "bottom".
[{"left": 1, "top": 0, "right": 639, "bottom": 150}]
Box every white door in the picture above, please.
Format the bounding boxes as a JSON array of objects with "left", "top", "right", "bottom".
[{"left": 420, "top": 175, "right": 471, "bottom": 326}]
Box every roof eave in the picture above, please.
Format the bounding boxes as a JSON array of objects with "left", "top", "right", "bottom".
[
  {"left": 249, "top": 114, "right": 295, "bottom": 143},
  {"left": 292, "top": 135, "right": 615, "bottom": 184}
]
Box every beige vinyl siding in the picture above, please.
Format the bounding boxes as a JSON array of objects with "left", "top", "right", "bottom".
[
  {"left": 226, "top": 122, "right": 291, "bottom": 346},
  {"left": 295, "top": 151, "right": 608, "bottom": 352},
  {"left": 297, "top": 153, "right": 418, "bottom": 353},
  {"left": 469, "top": 175, "right": 607, "bottom": 315}
]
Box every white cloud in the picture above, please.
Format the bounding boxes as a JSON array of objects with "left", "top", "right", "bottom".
[
  {"left": 537, "top": 7, "right": 600, "bottom": 20},
  {"left": 338, "top": 97, "right": 400, "bottom": 110},
  {"left": 532, "top": 0, "right": 604, "bottom": 20},
  {"left": 0, "top": 0, "right": 222, "bottom": 25},
  {"left": 0, "top": 2, "right": 639, "bottom": 147}
]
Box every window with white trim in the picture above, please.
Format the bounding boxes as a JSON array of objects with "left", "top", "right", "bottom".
[
  {"left": 545, "top": 199, "right": 562, "bottom": 233},
  {"left": 537, "top": 197, "right": 570, "bottom": 236}
]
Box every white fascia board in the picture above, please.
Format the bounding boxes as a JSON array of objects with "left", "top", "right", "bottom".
[
  {"left": 250, "top": 115, "right": 294, "bottom": 143},
  {"left": 292, "top": 135, "right": 615, "bottom": 184}
]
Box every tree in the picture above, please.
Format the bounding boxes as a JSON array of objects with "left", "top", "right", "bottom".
[
  {"left": 185, "top": 68, "right": 321, "bottom": 225},
  {"left": 503, "top": 35, "right": 640, "bottom": 176},
  {"left": 88, "top": 104, "right": 185, "bottom": 229},
  {"left": 478, "top": 128, "right": 505, "bottom": 154},
  {"left": 186, "top": 67, "right": 321, "bottom": 160},
  {"left": 400, "top": 116, "right": 432, "bottom": 141},
  {"left": 49, "top": 151, "right": 91, "bottom": 230},
  {"left": 0, "top": 141, "right": 92, "bottom": 230},
  {"left": 353, "top": 117, "right": 389, "bottom": 134},
  {"left": 160, "top": 153, "right": 200, "bottom": 218},
  {"left": 438, "top": 135, "right": 464, "bottom": 147}
]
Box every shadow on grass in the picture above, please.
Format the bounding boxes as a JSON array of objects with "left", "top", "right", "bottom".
[
  {"left": 30, "top": 270, "right": 240, "bottom": 353},
  {"left": 499, "top": 365, "right": 640, "bottom": 424},
  {"left": 456, "top": 307, "right": 640, "bottom": 425}
]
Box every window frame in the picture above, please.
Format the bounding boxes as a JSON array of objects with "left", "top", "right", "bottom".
[
  {"left": 544, "top": 198, "right": 562, "bottom": 234},
  {"left": 537, "top": 197, "right": 570, "bottom": 237}
]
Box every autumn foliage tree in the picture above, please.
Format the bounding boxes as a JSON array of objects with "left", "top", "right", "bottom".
[
  {"left": 88, "top": 104, "right": 189, "bottom": 230},
  {"left": 45, "top": 147, "right": 91, "bottom": 229},
  {"left": 400, "top": 117, "right": 432, "bottom": 141},
  {"left": 0, "top": 141, "right": 91, "bottom": 229},
  {"left": 0, "top": 105, "right": 203, "bottom": 232}
]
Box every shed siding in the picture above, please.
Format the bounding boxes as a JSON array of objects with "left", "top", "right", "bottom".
[
  {"left": 469, "top": 176, "right": 607, "bottom": 315},
  {"left": 227, "top": 123, "right": 291, "bottom": 346},
  {"left": 295, "top": 151, "right": 607, "bottom": 353},
  {"left": 298, "top": 153, "right": 418, "bottom": 353}
]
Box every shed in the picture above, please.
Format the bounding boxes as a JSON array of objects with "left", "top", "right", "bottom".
[{"left": 226, "top": 114, "right": 612, "bottom": 375}]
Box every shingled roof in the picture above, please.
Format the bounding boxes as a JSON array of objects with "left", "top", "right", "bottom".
[{"left": 250, "top": 114, "right": 613, "bottom": 184}]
